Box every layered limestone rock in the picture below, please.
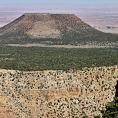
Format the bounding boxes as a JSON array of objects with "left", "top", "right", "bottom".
[
  {"left": 0, "top": 65, "right": 118, "bottom": 118},
  {"left": 0, "top": 105, "right": 15, "bottom": 118}
]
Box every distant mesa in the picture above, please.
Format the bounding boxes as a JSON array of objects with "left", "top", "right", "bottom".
[
  {"left": 0, "top": 13, "right": 82, "bottom": 39},
  {"left": 0, "top": 13, "right": 118, "bottom": 45},
  {"left": 106, "top": 25, "right": 116, "bottom": 29}
]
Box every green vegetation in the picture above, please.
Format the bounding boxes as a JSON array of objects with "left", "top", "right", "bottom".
[
  {"left": 94, "top": 116, "right": 101, "bottom": 118},
  {"left": 0, "top": 46, "right": 118, "bottom": 71},
  {"left": 101, "top": 97, "right": 118, "bottom": 118},
  {"left": 0, "top": 30, "right": 118, "bottom": 45},
  {"left": 82, "top": 116, "right": 89, "bottom": 118}
]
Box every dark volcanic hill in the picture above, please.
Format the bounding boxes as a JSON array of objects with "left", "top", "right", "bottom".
[{"left": 0, "top": 13, "right": 118, "bottom": 45}]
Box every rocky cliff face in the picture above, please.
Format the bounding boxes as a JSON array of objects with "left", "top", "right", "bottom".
[
  {"left": 0, "top": 66, "right": 118, "bottom": 118},
  {"left": 0, "top": 105, "right": 15, "bottom": 118}
]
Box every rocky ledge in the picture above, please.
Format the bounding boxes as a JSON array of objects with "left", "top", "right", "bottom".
[{"left": 0, "top": 65, "right": 118, "bottom": 118}]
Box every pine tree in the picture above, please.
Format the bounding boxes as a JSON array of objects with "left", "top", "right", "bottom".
[{"left": 101, "top": 97, "right": 118, "bottom": 118}]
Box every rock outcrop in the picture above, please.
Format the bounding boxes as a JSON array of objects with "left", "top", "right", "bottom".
[
  {"left": 0, "top": 65, "right": 118, "bottom": 118},
  {"left": 0, "top": 105, "right": 15, "bottom": 118}
]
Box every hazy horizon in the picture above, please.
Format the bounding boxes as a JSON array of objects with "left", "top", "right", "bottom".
[
  {"left": 1, "top": 0, "right": 118, "bottom": 34},
  {"left": 1, "top": 0, "right": 118, "bottom": 5}
]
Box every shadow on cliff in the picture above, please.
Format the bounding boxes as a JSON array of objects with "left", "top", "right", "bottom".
[{"left": 115, "top": 81, "right": 118, "bottom": 97}]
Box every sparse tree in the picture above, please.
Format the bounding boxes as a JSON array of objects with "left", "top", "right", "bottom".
[{"left": 101, "top": 97, "right": 118, "bottom": 118}]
